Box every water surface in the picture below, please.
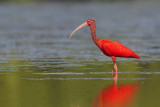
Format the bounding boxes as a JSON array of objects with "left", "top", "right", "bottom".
[{"left": 0, "top": 1, "right": 160, "bottom": 107}]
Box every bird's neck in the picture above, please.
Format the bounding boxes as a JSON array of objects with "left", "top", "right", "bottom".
[{"left": 89, "top": 24, "right": 99, "bottom": 45}]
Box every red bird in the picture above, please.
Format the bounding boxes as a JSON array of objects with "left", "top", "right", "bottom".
[{"left": 69, "top": 19, "right": 140, "bottom": 73}]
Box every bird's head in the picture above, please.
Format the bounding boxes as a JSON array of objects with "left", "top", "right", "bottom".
[
  {"left": 86, "top": 19, "right": 95, "bottom": 26},
  {"left": 69, "top": 19, "right": 95, "bottom": 39}
]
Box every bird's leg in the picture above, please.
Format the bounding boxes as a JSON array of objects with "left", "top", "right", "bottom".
[
  {"left": 113, "top": 71, "right": 118, "bottom": 82},
  {"left": 111, "top": 56, "right": 118, "bottom": 73},
  {"left": 114, "top": 63, "right": 117, "bottom": 72}
]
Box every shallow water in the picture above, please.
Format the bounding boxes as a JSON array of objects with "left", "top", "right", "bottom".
[{"left": 0, "top": 1, "right": 160, "bottom": 107}]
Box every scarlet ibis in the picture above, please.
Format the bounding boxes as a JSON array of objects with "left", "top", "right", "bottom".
[{"left": 69, "top": 19, "right": 140, "bottom": 72}]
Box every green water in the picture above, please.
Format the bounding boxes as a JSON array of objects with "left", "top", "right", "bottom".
[{"left": 0, "top": 59, "right": 160, "bottom": 107}]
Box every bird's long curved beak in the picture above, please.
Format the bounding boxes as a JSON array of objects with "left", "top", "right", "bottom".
[{"left": 69, "top": 22, "right": 88, "bottom": 39}]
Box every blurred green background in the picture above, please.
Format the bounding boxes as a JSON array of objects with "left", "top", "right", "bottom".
[{"left": 0, "top": 0, "right": 159, "bottom": 2}]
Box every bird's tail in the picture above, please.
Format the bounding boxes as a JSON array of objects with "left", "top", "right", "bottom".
[{"left": 132, "top": 52, "right": 140, "bottom": 59}]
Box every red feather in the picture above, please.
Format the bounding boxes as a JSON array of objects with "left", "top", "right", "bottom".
[{"left": 98, "top": 40, "right": 140, "bottom": 59}]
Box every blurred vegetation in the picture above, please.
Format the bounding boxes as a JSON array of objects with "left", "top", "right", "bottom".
[{"left": 0, "top": 0, "right": 153, "bottom": 2}]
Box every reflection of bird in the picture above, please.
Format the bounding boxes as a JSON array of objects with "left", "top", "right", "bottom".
[
  {"left": 93, "top": 72, "right": 139, "bottom": 107},
  {"left": 69, "top": 19, "right": 140, "bottom": 72}
]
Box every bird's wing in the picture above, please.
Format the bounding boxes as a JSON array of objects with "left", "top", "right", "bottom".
[{"left": 100, "top": 40, "right": 140, "bottom": 59}]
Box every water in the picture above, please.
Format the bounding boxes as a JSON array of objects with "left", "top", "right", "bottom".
[{"left": 0, "top": 1, "right": 160, "bottom": 107}]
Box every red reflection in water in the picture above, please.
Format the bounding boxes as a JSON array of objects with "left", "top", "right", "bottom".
[{"left": 94, "top": 73, "right": 139, "bottom": 107}]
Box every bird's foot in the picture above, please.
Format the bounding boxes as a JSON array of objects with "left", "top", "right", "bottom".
[
  {"left": 112, "top": 70, "right": 118, "bottom": 80},
  {"left": 113, "top": 72, "right": 118, "bottom": 80},
  {"left": 114, "top": 64, "right": 118, "bottom": 72}
]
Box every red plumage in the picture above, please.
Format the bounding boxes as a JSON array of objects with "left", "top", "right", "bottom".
[
  {"left": 69, "top": 19, "right": 140, "bottom": 72},
  {"left": 98, "top": 40, "right": 140, "bottom": 59}
]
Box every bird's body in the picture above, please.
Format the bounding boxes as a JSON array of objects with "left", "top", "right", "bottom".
[
  {"left": 96, "top": 39, "right": 140, "bottom": 59},
  {"left": 69, "top": 19, "right": 140, "bottom": 72}
]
